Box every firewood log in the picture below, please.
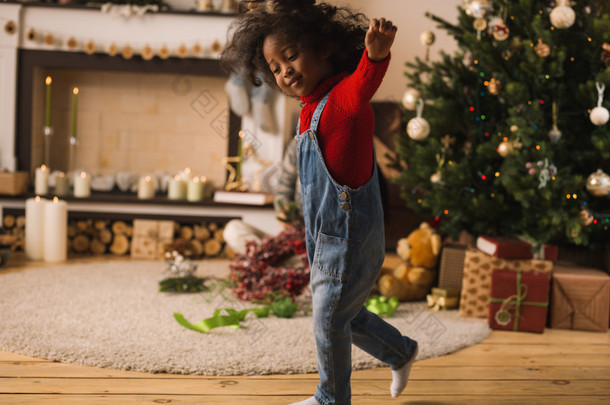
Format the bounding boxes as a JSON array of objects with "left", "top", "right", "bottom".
[
  {"left": 3, "top": 215, "right": 15, "bottom": 228},
  {"left": 72, "top": 234, "right": 90, "bottom": 253},
  {"left": 203, "top": 239, "right": 222, "bottom": 257},
  {"left": 111, "top": 221, "right": 128, "bottom": 235},
  {"left": 110, "top": 234, "right": 129, "bottom": 255},
  {"left": 180, "top": 226, "right": 194, "bottom": 240},
  {"left": 90, "top": 239, "right": 107, "bottom": 255}
]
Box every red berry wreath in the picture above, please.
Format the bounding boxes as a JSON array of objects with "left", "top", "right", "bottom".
[{"left": 229, "top": 226, "right": 310, "bottom": 302}]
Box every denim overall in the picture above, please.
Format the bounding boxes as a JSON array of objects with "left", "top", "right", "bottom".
[{"left": 296, "top": 92, "right": 418, "bottom": 405}]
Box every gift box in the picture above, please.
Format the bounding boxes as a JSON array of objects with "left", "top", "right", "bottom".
[
  {"left": 459, "top": 248, "right": 553, "bottom": 318},
  {"left": 130, "top": 219, "right": 175, "bottom": 259},
  {"left": 550, "top": 263, "right": 609, "bottom": 332},
  {"left": 438, "top": 245, "right": 467, "bottom": 291},
  {"left": 427, "top": 287, "right": 460, "bottom": 311},
  {"left": 0, "top": 172, "right": 29, "bottom": 196},
  {"left": 488, "top": 269, "right": 550, "bottom": 333}
]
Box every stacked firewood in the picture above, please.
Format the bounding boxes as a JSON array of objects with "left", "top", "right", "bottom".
[{"left": 2, "top": 214, "right": 25, "bottom": 252}]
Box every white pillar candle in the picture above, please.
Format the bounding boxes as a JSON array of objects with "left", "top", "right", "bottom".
[
  {"left": 187, "top": 176, "right": 204, "bottom": 202},
  {"left": 34, "top": 165, "right": 49, "bottom": 195},
  {"left": 54, "top": 172, "right": 70, "bottom": 196},
  {"left": 43, "top": 197, "right": 68, "bottom": 262},
  {"left": 73, "top": 171, "right": 91, "bottom": 198},
  {"left": 138, "top": 176, "right": 155, "bottom": 199},
  {"left": 25, "top": 196, "right": 48, "bottom": 260},
  {"left": 167, "top": 175, "right": 187, "bottom": 200}
]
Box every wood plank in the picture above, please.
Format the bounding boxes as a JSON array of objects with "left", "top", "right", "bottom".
[
  {"left": 482, "top": 330, "right": 610, "bottom": 345},
  {"left": 1, "top": 378, "right": 609, "bottom": 397},
  {"left": 1, "top": 395, "right": 610, "bottom": 405},
  {"left": 2, "top": 361, "right": 609, "bottom": 381}
]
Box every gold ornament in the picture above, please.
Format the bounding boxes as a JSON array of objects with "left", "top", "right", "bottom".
[
  {"left": 192, "top": 43, "right": 203, "bottom": 56},
  {"left": 420, "top": 31, "right": 435, "bottom": 46},
  {"left": 158, "top": 45, "right": 171, "bottom": 60},
  {"left": 534, "top": 38, "right": 550, "bottom": 58},
  {"left": 4, "top": 20, "right": 16, "bottom": 35},
  {"left": 550, "top": 0, "right": 575, "bottom": 29},
  {"left": 473, "top": 18, "right": 487, "bottom": 32},
  {"left": 84, "top": 41, "right": 96, "bottom": 55},
  {"left": 177, "top": 44, "right": 189, "bottom": 59},
  {"left": 141, "top": 45, "right": 154, "bottom": 61},
  {"left": 121, "top": 45, "right": 134, "bottom": 60},
  {"left": 488, "top": 77, "right": 502, "bottom": 95},
  {"left": 548, "top": 125, "right": 562, "bottom": 143},
  {"left": 26, "top": 28, "right": 37, "bottom": 42},
  {"left": 579, "top": 207, "right": 594, "bottom": 226},
  {"left": 586, "top": 169, "right": 610, "bottom": 197},
  {"left": 66, "top": 37, "right": 79, "bottom": 50},
  {"left": 210, "top": 40, "right": 223, "bottom": 54},
  {"left": 401, "top": 88, "right": 420, "bottom": 111},
  {"left": 44, "top": 33, "right": 55, "bottom": 46},
  {"left": 497, "top": 141, "right": 514, "bottom": 157},
  {"left": 108, "top": 43, "right": 118, "bottom": 57},
  {"left": 440, "top": 134, "right": 456, "bottom": 150}
]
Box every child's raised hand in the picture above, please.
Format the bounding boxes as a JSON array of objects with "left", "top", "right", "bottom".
[{"left": 366, "top": 18, "right": 397, "bottom": 62}]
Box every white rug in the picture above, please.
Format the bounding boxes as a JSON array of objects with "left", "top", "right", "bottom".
[{"left": 0, "top": 260, "right": 491, "bottom": 375}]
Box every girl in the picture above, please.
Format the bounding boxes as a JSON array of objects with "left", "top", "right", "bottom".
[{"left": 221, "top": 1, "right": 418, "bottom": 404}]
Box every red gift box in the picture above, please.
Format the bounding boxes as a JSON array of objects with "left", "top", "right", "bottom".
[{"left": 488, "top": 269, "right": 550, "bottom": 333}]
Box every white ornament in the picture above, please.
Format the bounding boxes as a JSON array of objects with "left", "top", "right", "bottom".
[
  {"left": 407, "top": 98, "right": 430, "bottom": 140},
  {"left": 462, "top": 0, "right": 492, "bottom": 19},
  {"left": 407, "top": 117, "right": 430, "bottom": 140},
  {"left": 590, "top": 82, "right": 609, "bottom": 126},
  {"left": 550, "top": 0, "right": 575, "bottom": 29},
  {"left": 420, "top": 31, "right": 435, "bottom": 46},
  {"left": 430, "top": 171, "right": 443, "bottom": 184},
  {"left": 548, "top": 126, "right": 562, "bottom": 143},
  {"left": 402, "top": 88, "right": 421, "bottom": 111}
]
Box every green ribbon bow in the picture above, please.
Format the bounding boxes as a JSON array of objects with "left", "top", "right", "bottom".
[
  {"left": 488, "top": 271, "right": 548, "bottom": 331},
  {"left": 365, "top": 295, "right": 399, "bottom": 317},
  {"left": 174, "top": 307, "right": 270, "bottom": 334}
]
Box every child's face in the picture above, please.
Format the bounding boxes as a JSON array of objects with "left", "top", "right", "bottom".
[{"left": 263, "top": 34, "right": 334, "bottom": 97}]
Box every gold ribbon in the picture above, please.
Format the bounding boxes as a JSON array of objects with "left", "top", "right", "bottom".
[{"left": 426, "top": 294, "right": 459, "bottom": 311}]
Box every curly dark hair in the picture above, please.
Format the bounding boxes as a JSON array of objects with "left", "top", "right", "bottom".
[{"left": 220, "top": 0, "right": 368, "bottom": 87}]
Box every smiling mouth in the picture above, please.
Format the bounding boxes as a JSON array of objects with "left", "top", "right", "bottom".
[{"left": 288, "top": 76, "right": 302, "bottom": 88}]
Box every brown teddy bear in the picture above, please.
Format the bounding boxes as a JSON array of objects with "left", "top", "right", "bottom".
[{"left": 377, "top": 222, "right": 441, "bottom": 301}]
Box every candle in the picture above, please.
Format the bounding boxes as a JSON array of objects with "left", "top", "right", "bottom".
[
  {"left": 137, "top": 176, "right": 155, "bottom": 199},
  {"left": 43, "top": 197, "right": 68, "bottom": 262},
  {"left": 168, "top": 175, "right": 186, "bottom": 200},
  {"left": 187, "top": 176, "right": 204, "bottom": 202},
  {"left": 35, "top": 165, "right": 49, "bottom": 195},
  {"left": 25, "top": 196, "right": 48, "bottom": 260},
  {"left": 45, "top": 76, "right": 52, "bottom": 127},
  {"left": 54, "top": 172, "right": 70, "bottom": 196},
  {"left": 71, "top": 87, "right": 78, "bottom": 138},
  {"left": 73, "top": 171, "right": 90, "bottom": 198}
]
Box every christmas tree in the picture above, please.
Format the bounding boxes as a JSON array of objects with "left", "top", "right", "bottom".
[{"left": 395, "top": 0, "right": 610, "bottom": 249}]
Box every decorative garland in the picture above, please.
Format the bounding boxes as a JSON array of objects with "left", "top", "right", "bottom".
[{"left": 229, "top": 226, "right": 309, "bottom": 302}]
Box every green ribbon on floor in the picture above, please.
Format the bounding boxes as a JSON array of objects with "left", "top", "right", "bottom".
[
  {"left": 365, "top": 295, "right": 399, "bottom": 317},
  {"left": 174, "top": 307, "right": 270, "bottom": 334}
]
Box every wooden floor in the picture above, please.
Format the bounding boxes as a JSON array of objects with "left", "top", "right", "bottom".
[{"left": 1, "top": 257, "right": 609, "bottom": 404}]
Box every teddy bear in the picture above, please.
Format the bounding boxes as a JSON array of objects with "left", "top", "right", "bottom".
[{"left": 377, "top": 222, "right": 441, "bottom": 301}]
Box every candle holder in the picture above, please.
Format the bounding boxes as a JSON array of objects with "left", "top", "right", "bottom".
[
  {"left": 69, "top": 136, "right": 78, "bottom": 174},
  {"left": 43, "top": 125, "right": 53, "bottom": 167}
]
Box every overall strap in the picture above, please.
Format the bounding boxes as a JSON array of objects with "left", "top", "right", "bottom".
[{"left": 309, "top": 92, "right": 331, "bottom": 133}]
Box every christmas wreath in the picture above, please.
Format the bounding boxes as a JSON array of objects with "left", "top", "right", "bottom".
[{"left": 229, "top": 226, "right": 310, "bottom": 302}]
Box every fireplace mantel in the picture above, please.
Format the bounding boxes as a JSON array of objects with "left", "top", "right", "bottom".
[{"left": 0, "top": 2, "right": 298, "bottom": 235}]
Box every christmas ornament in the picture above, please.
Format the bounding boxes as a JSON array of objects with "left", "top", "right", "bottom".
[
  {"left": 579, "top": 207, "right": 594, "bottom": 226},
  {"left": 590, "top": 82, "right": 609, "bottom": 126},
  {"left": 488, "top": 77, "right": 502, "bottom": 95},
  {"left": 548, "top": 126, "right": 562, "bottom": 143},
  {"left": 462, "top": 0, "right": 492, "bottom": 19},
  {"left": 534, "top": 38, "right": 550, "bottom": 57},
  {"left": 430, "top": 171, "right": 443, "bottom": 184},
  {"left": 497, "top": 141, "right": 514, "bottom": 157},
  {"left": 548, "top": 102, "right": 562, "bottom": 143},
  {"left": 586, "top": 169, "right": 610, "bottom": 197},
  {"left": 401, "top": 88, "right": 420, "bottom": 111},
  {"left": 473, "top": 18, "right": 487, "bottom": 39},
  {"left": 420, "top": 30, "right": 435, "bottom": 61},
  {"left": 463, "top": 51, "right": 474, "bottom": 67},
  {"left": 407, "top": 99, "right": 430, "bottom": 140},
  {"left": 488, "top": 17, "right": 509, "bottom": 41},
  {"left": 602, "top": 43, "right": 610, "bottom": 68},
  {"left": 550, "top": 0, "right": 575, "bottom": 29}
]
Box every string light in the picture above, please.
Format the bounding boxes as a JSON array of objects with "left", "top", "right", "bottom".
[
  {"left": 495, "top": 172, "right": 500, "bottom": 177},
  {"left": 536, "top": 145, "right": 541, "bottom": 150}
]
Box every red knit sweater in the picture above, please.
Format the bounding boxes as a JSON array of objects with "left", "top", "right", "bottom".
[{"left": 299, "top": 50, "right": 390, "bottom": 189}]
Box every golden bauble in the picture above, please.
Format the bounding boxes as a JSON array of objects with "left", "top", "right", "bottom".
[
  {"left": 497, "top": 141, "right": 514, "bottom": 157},
  {"left": 488, "top": 77, "right": 502, "bottom": 95},
  {"left": 420, "top": 31, "right": 435, "bottom": 46},
  {"left": 534, "top": 38, "right": 550, "bottom": 58},
  {"left": 586, "top": 169, "right": 610, "bottom": 197},
  {"left": 579, "top": 207, "right": 594, "bottom": 226}
]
